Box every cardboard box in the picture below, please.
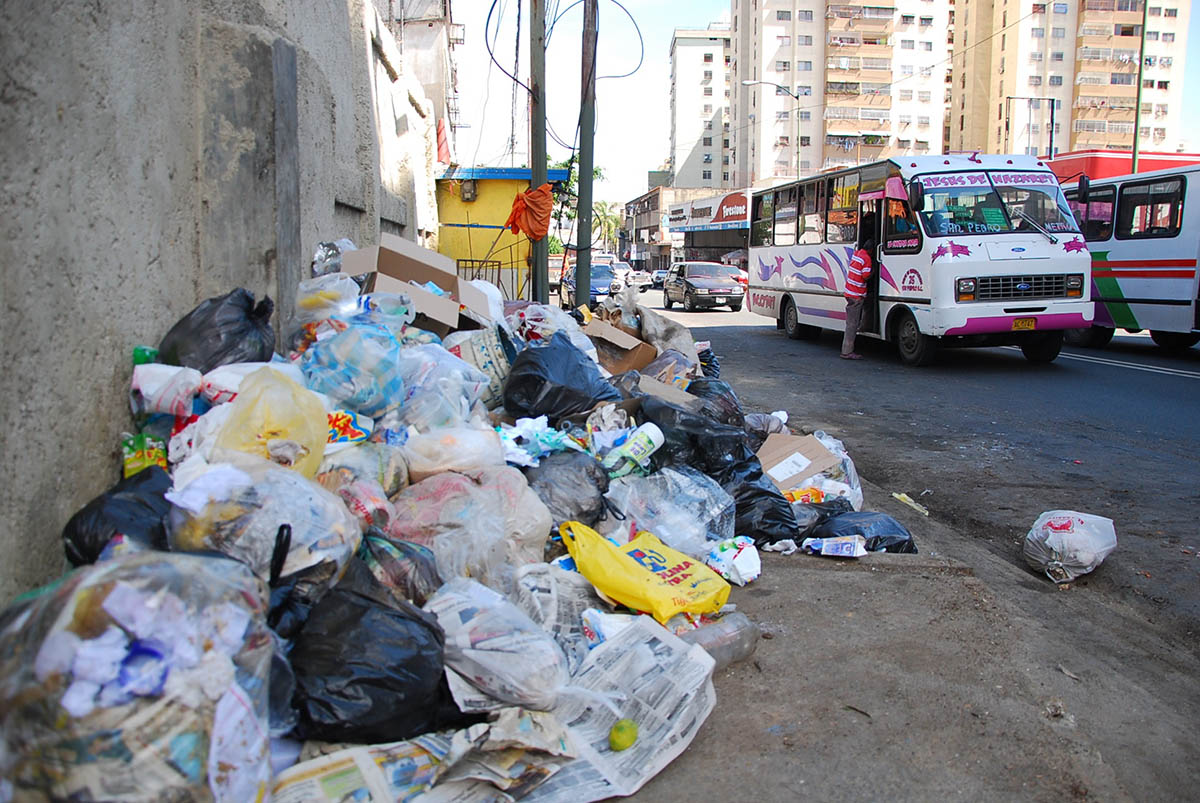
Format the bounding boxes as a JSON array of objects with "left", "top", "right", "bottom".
[
  {"left": 636, "top": 375, "right": 704, "bottom": 410},
  {"left": 756, "top": 433, "right": 842, "bottom": 492},
  {"left": 344, "top": 233, "right": 493, "bottom": 337},
  {"left": 583, "top": 319, "right": 658, "bottom": 375}
]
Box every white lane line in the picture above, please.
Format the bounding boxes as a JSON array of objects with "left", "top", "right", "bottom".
[{"left": 1000, "top": 346, "right": 1200, "bottom": 378}]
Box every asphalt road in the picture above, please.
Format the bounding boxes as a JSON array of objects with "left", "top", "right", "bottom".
[{"left": 638, "top": 288, "right": 1200, "bottom": 640}]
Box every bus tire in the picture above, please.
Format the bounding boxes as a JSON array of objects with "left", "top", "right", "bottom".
[
  {"left": 895, "top": 310, "right": 938, "bottom": 366},
  {"left": 1021, "top": 331, "right": 1064, "bottom": 364},
  {"left": 1064, "top": 326, "right": 1114, "bottom": 348},
  {"left": 663, "top": 290, "right": 673, "bottom": 310},
  {"left": 783, "top": 298, "right": 804, "bottom": 340},
  {"left": 1150, "top": 330, "right": 1200, "bottom": 351}
]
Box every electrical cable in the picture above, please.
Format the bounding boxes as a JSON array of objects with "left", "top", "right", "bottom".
[{"left": 484, "top": 0, "right": 533, "bottom": 95}]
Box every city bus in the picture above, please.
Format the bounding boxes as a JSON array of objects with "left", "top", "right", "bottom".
[
  {"left": 746, "top": 155, "right": 1093, "bottom": 365},
  {"left": 1062, "top": 165, "right": 1200, "bottom": 351}
]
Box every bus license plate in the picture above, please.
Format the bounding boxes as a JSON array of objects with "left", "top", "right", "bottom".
[{"left": 1012, "top": 317, "right": 1036, "bottom": 331}]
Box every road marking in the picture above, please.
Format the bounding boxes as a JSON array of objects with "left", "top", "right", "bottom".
[{"left": 1000, "top": 347, "right": 1200, "bottom": 378}]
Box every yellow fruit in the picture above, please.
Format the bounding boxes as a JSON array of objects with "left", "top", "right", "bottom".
[{"left": 609, "top": 718, "right": 638, "bottom": 751}]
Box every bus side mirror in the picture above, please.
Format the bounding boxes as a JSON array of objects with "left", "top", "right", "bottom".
[
  {"left": 907, "top": 180, "right": 925, "bottom": 212},
  {"left": 1077, "top": 175, "right": 1091, "bottom": 205}
]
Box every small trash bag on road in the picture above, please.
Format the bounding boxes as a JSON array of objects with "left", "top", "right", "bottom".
[
  {"left": 62, "top": 465, "right": 172, "bottom": 566},
  {"left": 502, "top": 332, "right": 620, "bottom": 420},
  {"left": 289, "top": 558, "right": 453, "bottom": 743},
  {"left": 158, "top": 288, "right": 275, "bottom": 374},
  {"left": 1023, "top": 510, "right": 1117, "bottom": 583},
  {"left": 812, "top": 511, "right": 918, "bottom": 554},
  {"left": 523, "top": 451, "right": 610, "bottom": 528}
]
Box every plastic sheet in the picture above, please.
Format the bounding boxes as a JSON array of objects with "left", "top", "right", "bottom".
[
  {"left": 401, "top": 427, "right": 505, "bottom": 483},
  {"left": 637, "top": 304, "right": 700, "bottom": 364},
  {"left": 812, "top": 511, "right": 918, "bottom": 554},
  {"left": 743, "top": 411, "right": 788, "bottom": 452},
  {"left": 315, "top": 441, "right": 409, "bottom": 499},
  {"left": 1023, "top": 510, "right": 1117, "bottom": 583},
  {"left": 359, "top": 530, "right": 444, "bottom": 606},
  {"left": 212, "top": 367, "right": 329, "bottom": 477},
  {"left": 301, "top": 323, "right": 406, "bottom": 419},
  {"left": 685, "top": 377, "right": 745, "bottom": 427},
  {"left": 503, "top": 332, "right": 621, "bottom": 420},
  {"left": 290, "top": 558, "right": 455, "bottom": 743},
  {"left": 62, "top": 466, "right": 172, "bottom": 566},
  {"left": 523, "top": 451, "right": 611, "bottom": 528},
  {"left": 424, "top": 578, "right": 570, "bottom": 711},
  {"left": 605, "top": 467, "right": 736, "bottom": 558},
  {"left": 158, "top": 288, "right": 275, "bottom": 374},
  {"left": 0, "top": 552, "right": 272, "bottom": 801}
]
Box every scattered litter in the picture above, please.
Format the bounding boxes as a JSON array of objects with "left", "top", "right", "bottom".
[
  {"left": 891, "top": 491, "right": 930, "bottom": 516},
  {"left": 1057, "top": 665, "right": 1082, "bottom": 682},
  {"left": 1023, "top": 510, "right": 1117, "bottom": 584}
]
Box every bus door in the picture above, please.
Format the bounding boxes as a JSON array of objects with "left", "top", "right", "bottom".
[{"left": 858, "top": 199, "right": 884, "bottom": 335}]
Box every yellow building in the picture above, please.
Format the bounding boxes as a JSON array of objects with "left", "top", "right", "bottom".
[{"left": 436, "top": 166, "right": 569, "bottom": 299}]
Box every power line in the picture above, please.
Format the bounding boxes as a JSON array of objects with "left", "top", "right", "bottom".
[{"left": 484, "top": 0, "right": 532, "bottom": 95}]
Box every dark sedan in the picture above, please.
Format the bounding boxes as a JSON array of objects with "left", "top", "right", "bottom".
[{"left": 662, "top": 261, "right": 744, "bottom": 312}]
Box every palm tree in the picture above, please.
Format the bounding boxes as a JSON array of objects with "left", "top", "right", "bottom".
[{"left": 592, "top": 200, "right": 622, "bottom": 253}]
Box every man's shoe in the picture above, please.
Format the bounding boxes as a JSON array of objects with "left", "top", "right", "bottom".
[{"left": 840, "top": 352, "right": 863, "bottom": 360}]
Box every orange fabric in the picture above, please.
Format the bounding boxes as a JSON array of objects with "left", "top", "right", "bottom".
[{"left": 503, "top": 183, "right": 554, "bottom": 241}]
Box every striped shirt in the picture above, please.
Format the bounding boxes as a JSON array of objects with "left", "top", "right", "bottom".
[{"left": 845, "top": 248, "right": 872, "bottom": 299}]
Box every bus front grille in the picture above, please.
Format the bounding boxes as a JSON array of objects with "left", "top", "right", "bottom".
[{"left": 976, "top": 274, "right": 1068, "bottom": 301}]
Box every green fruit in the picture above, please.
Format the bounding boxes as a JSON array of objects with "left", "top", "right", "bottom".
[{"left": 609, "top": 718, "right": 638, "bottom": 751}]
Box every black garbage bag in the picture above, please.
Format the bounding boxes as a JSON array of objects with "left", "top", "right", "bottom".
[
  {"left": 523, "top": 451, "right": 610, "bottom": 528},
  {"left": 686, "top": 377, "right": 745, "bottom": 427},
  {"left": 62, "top": 466, "right": 171, "bottom": 566},
  {"left": 812, "top": 512, "right": 918, "bottom": 554},
  {"left": 791, "top": 497, "right": 855, "bottom": 539},
  {"left": 268, "top": 631, "right": 299, "bottom": 737},
  {"left": 290, "top": 558, "right": 464, "bottom": 743},
  {"left": 158, "top": 288, "right": 275, "bottom": 373},
  {"left": 638, "top": 398, "right": 798, "bottom": 547},
  {"left": 743, "top": 412, "right": 788, "bottom": 452},
  {"left": 503, "top": 332, "right": 620, "bottom": 419},
  {"left": 607, "top": 370, "right": 644, "bottom": 400},
  {"left": 359, "top": 529, "right": 444, "bottom": 607},
  {"left": 697, "top": 346, "right": 721, "bottom": 378}
]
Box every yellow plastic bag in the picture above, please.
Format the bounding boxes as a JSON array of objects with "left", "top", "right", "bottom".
[
  {"left": 214, "top": 367, "right": 328, "bottom": 477},
  {"left": 560, "top": 522, "right": 730, "bottom": 624}
]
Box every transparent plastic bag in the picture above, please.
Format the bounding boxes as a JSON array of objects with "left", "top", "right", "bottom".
[
  {"left": 166, "top": 457, "right": 361, "bottom": 586},
  {"left": 0, "top": 552, "right": 272, "bottom": 801},
  {"left": 310, "top": 238, "right": 357, "bottom": 278},
  {"left": 129, "top": 363, "right": 202, "bottom": 417},
  {"left": 443, "top": 325, "right": 516, "bottom": 410},
  {"left": 336, "top": 479, "right": 396, "bottom": 530},
  {"left": 294, "top": 273, "right": 361, "bottom": 325},
  {"left": 462, "top": 466, "right": 552, "bottom": 569},
  {"left": 523, "top": 451, "right": 610, "bottom": 528},
  {"left": 200, "top": 361, "right": 306, "bottom": 405},
  {"left": 315, "top": 441, "right": 409, "bottom": 498},
  {"left": 401, "top": 427, "right": 505, "bottom": 483},
  {"left": 606, "top": 467, "right": 736, "bottom": 558},
  {"left": 301, "top": 323, "right": 406, "bottom": 419},
  {"left": 423, "top": 578, "right": 569, "bottom": 711},
  {"left": 211, "top": 366, "right": 328, "bottom": 477},
  {"left": 395, "top": 344, "right": 491, "bottom": 430},
  {"left": 360, "top": 530, "right": 444, "bottom": 607},
  {"left": 1023, "top": 510, "right": 1117, "bottom": 583},
  {"left": 802, "top": 431, "right": 864, "bottom": 511},
  {"left": 505, "top": 303, "right": 599, "bottom": 363}
]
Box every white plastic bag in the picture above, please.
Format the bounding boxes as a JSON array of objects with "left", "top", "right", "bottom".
[
  {"left": 200, "top": 361, "right": 306, "bottom": 405},
  {"left": 423, "top": 578, "right": 570, "bottom": 711},
  {"left": 704, "top": 536, "right": 762, "bottom": 585},
  {"left": 401, "top": 427, "right": 505, "bottom": 482},
  {"left": 1023, "top": 510, "right": 1117, "bottom": 583},
  {"left": 792, "top": 430, "right": 864, "bottom": 511},
  {"left": 130, "top": 363, "right": 202, "bottom": 417}
]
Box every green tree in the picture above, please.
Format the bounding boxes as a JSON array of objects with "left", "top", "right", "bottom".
[
  {"left": 547, "top": 233, "right": 564, "bottom": 255},
  {"left": 592, "top": 200, "right": 622, "bottom": 253},
  {"left": 549, "top": 157, "right": 606, "bottom": 242}
]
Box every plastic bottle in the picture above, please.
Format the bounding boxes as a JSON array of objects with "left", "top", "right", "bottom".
[
  {"left": 132, "top": 345, "right": 159, "bottom": 365},
  {"left": 678, "top": 612, "right": 760, "bottom": 672},
  {"left": 601, "top": 422, "right": 664, "bottom": 478}
]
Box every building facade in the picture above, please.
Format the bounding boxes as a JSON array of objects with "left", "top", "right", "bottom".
[
  {"left": 730, "top": 0, "right": 950, "bottom": 186},
  {"left": 624, "top": 186, "right": 718, "bottom": 271},
  {"left": 670, "top": 24, "right": 733, "bottom": 189},
  {"left": 949, "top": 0, "right": 1190, "bottom": 156}
]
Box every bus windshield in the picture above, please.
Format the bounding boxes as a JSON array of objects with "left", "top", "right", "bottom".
[
  {"left": 917, "top": 173, "right": 1014, "bottom": 237},
  {"left": 989, "top": 172, "right": 1079, "bottom": 234}
]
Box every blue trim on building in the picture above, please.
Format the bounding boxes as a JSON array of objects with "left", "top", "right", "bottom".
[{"left": 439, "top": 166, "right": 570, "bottom": 182}]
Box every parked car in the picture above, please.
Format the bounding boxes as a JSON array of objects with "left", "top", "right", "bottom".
[
  {"left": 626, "top": 269, "right": 653, "bottom": 291},
  {"left": 561, "top": 262, "right": 621, "bottom": 309},
  {"left": 650, "top": 269, "right": 669, "bottom": 288},
  {"left": 662, "top": 261, "right": 744, "bottom": 312}
]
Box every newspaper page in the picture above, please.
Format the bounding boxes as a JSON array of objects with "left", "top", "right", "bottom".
[
  {"left": 272, "top": 732, "right": 455, "bottom": 803},
  {"left": 512, "top": 563, "right": 605, "bottom": 673},
  {"left": 523, "top": 615, "right": 717, "bottom": 802}
]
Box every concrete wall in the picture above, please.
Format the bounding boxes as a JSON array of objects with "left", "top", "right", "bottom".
[{"left": 0, "top": 0, "right": 440, "bottom": 602}]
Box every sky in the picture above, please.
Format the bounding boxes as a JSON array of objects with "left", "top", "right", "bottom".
[{"left": 452, "top": 1, "right": 1200, "bottom": 205}]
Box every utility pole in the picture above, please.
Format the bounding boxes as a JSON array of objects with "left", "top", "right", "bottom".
[
  {"left": 575, "top": 0, "right": 598, "bottom": 308},
  {"left": 1131, "top": 0, "right": 1150, "bottom": 173},
  {"left": 529, "top": 0, "right": 549, "bottom": 303}
]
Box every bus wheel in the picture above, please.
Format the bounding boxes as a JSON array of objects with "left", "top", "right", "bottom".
[
  {"left": 1021, "top": 331, "right": 1064, "bottom": 364},
  {"left": 895, "top": 311, "right": 938, "bottom": 366},
  {"left": 1150, "top": 330, "right": 1200, "bottom": 351},
  {"left": 1063, "top": 326, "right": 1114, "bottom": 348},
  {"left": 783, "top": 298, "right": 806, "bottom": 340}
]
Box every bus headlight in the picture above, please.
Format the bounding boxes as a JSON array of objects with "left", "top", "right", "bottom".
[
  {"left": 956, "top": 277, "right": 977, "bottom": 302},
  {"left": 1066, "top": 274, "right": 1084, "bottom": 298}
]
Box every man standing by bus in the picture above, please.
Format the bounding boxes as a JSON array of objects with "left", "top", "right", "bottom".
[{"left": 841, "top": 229, "right": 875, "bottom": 360}]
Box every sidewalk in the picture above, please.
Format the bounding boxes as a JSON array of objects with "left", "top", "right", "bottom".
[{"left": 627, "top": 475, "right": 1195, "bottom": 801}]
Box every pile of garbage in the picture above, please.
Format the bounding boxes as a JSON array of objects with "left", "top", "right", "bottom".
[{"left": 0, "top": 237, "right": 913, "bottom": 802}]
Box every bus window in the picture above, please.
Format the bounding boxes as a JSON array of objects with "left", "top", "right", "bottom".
[
  {"left": 1066, "top": 186, "right": 1115, "bottom": 242},
  {"left": 799, "top": 180, "right": 823, "bottom": 244},
  {"left": 774, "top": 187, "right": 798, "bottom": 246},
  {"left": 918, "top": 177, "right": 1012, "bottom": 236},
  {"left": 751, "top": 192, "right": 775, "bottom": 246},
  {"left": 1116, "top": 178, "right": 1184, "bottom": 239},
  {"left": 826, "top": 172, "right": 860, "bottom": 243},
  {"left": 883, "top": 198, "right": 921, "bottom": 253},
  {"left": 991, "top": 176, "right": 1079, "bottom": 235}
]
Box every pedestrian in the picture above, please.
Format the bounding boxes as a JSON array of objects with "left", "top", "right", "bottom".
[{"left": 841, "top": 230, "right": 875, "bottom": 360}]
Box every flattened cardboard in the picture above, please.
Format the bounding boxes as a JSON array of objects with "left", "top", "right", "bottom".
[
  {"left": 637, "top": 375, "right": 704, "bottom": 410},
  {"left": 756, "top": 433, "right": 842, "bottom": 492},
  {"left": 583, "top": 319, "right": 658, "bottom": 374}
]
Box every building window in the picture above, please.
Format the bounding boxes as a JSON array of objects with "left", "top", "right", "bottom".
[
  {"left": 704, "top": 53, "right": 713, "bottom": 63},
  {"left": 800, "top": 160, "right": 811, "bottom": 170},
  {"left": 776, "top": 111, "right": 789, "bottom": 120},
  {"left": 799, "top": 111, "right": 811, "bottom": 121},
  {"left": 776, "top": 85, "right": 789, "bottom": 95},
  {"left": 899, "top": 114, "right": 913, "bottom": 124},
  {"left": 1052, "top": 26, "right": 1066, "bottom": 38},
  {"left": 1162, "top": 32, "right": 1175, "bottom": 42},
  {"left": 901, "top": 14, "right": 915, "bottom": 24},
  {"left": 797, "top": 61, "right": 812, "bottom": 71},
  {"left": 724, "top": 138, "right": 730, "bottom": 147},
  {"left": 1139, "top": 126, "right": 1151, "bottom": 137},
  {"left": 1052, "top": 51, "right": 1064, "bottom": 61},
  {"left": 724, "top": 88, "right": 730, "bottom": 97},
  {"left": 776, "top": 60, "right": 790, "bottom": 71},
  {"left": 1144, "top": 55, "right": 1156, "bottom": 67},
  {"left": 703, "top": 136, "right": 713, "bottom": 146},
  {"left": 1033, "top": 2, "right": 1046, "bottom": 11},
  {"left": 901, "top": 39, "right": 915, "bottom": 49},
  {"left": 777, "top": 136, "right": 790, "bottom": 147},
  {"left": 777, "top": 35, "right": 791, "bottom": 46},
  {"left": 1114, "top": 24, "right": 1142, "bottom": 36},
  {"left": 776, "top": 10, "right": 791, "bottom": 20},
  {"left": 1049, "top": 75, "right": 1063, "bottom": 85},
  {"left": 1032, "top": 27, "right": 1045, "bottom": 38},
  {"left": 705, "top": 121, "right": 713, "bottom": 130},
  {"left": 918, "top": 90, "right": 931, "bottom": 102},
  {"left": 919, "top": 15, "right": 934, "bottom": 25},
  {"left": 1053, "top": 2, "right": 1068, "bottom": 11},
  {"left": 1149, "top": 5, "right": 1162, "bottom": 13},
  {"left": 921, "top": 41, "right": 933, "bottom": 51},
  {"left": 898, "top": 138, "right": 912, "bottom": 148},
  {"left": 704, "top": 70, "right": 713, "bottom": 80},
  {"left": 918, "top": 115, "right": 931, "bottom": 126},
  {"left": 703, "top": 104, "right": 713, "bottom": 113},
  {"left": 1146, "top": 30, "right": 1159, "bottom": 39},
  {"left": 798, "top": 34, "right": 813, "bottom": 45},
  {"left": 800, "top": 136, "right": 811, "bottom": 146},
  {"left": 796, "top": 85, "right": 812, "bottom": 95},
  {"left": 723, "top": 172, "right": 729, "bottom": 181},
  {"left": 1143, "top": 79, "right": 1155, "bottom": 88},
  {"left": 1111, "top": 73, "right": 1134, "bottom": 85},
  {"left": 798, "top": 10, "right": 813, "bottom": 21},
  {"left": 704, "top": 87, "right": 713, "bottom": 96},
  {"left": 899, "top": 89, "right": 914, "bottom": 100},
  {"left": 1164, "top": 7, "right": 1177, "bottom": 17},
  {"left": 703, "top": 153, "right": 713, "bottom": 163},
  {"left": 702, "top": 170, "right": 712, "bottom": 179},
  {"left": 1030, "top": 51, "right": 1044, "bottom": 61},
  {"left": 901, "top": 65, "right": 914, "bottom": 76},
  {"left": 1160, "top": 56, "right": 1173, "bottom": 66},
  {"left": 1031, "top": 124, "right": 1041, "bottom": 135},
  {"left": 920, "top": 66, "right": 933, "bottom": 76},
  {"left": 1158, "top": 80, "right": 1170, "bottom": 89},
  {"left": 1155, "top": 103, "right": 1169, "bottom": 115}
]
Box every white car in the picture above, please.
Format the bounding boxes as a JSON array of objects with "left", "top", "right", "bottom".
[{"left": 626, "top": 269, "right": 653, "bottom": 291}]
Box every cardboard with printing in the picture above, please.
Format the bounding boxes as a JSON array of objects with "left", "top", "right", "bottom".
[
  {"left": 756, "top": 433, "right": 842, "bottom": 492},
  {"left": 343, "top": 233, "right": 492, "bottom": 336},
  {"left": 583, "top": 319, "right": 658, "bottom": 374}
]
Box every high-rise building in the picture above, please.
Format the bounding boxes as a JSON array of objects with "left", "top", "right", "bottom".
[
  {"left": 949, "top": 0, "right": 1189, "bottom": 156},
  {"left": 669, "top": 24, "right": 733, "bottom": 189},
  {"left": 730, "top": 1, "right": 950, "bottom": 186}
]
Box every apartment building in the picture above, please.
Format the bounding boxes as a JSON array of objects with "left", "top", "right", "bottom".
[
  {"left": 949, "top": 0, "right": 1189, "bottom": 156},
  {"left": 730, "top": 0, "right": 951, "bottom": 186},
  {"left": 670, "top": 24, "right": 733, "bottom": 189}
]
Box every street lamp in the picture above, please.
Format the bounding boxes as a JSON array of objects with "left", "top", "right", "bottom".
[{"left": 742, "top": 79, "right": 801, "bottom": 181}]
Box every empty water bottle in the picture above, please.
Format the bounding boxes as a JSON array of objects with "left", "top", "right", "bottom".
[{"left": 678, "top": 612, "right": 759, "bottom": 671}]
